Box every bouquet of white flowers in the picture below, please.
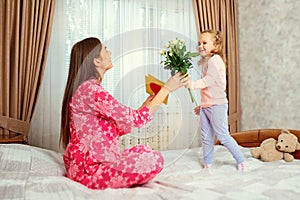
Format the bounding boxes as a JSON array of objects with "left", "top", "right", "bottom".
[{"left": 160, "top": 38, "right": 199, "bottom": 105}]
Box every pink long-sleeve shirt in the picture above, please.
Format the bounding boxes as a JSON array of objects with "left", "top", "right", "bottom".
[
  {"left": 189, "top": 55, "right": 228, "bottom": 108},
  {"left": 63, "top": 79, "right": 164, "bottom": 189}
]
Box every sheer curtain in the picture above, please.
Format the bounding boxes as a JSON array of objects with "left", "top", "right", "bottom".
[{"left": 29, "top": 0, "right": 200, "bottom": 152}]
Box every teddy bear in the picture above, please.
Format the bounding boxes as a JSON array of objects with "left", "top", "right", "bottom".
[{"left": 250, "top": 129, "right": 300, "bottom": 162}]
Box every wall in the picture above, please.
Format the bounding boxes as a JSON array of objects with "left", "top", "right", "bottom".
[{"left": 238, "top": 0, "right": 300, "bottom": 130}]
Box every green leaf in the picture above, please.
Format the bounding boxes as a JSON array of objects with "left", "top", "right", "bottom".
[
  {"left": 181, "top": 68, "right": 187, "bottom": 74},
  {"left": 189, "top": 52, "right": 199, "bottom": 57}
]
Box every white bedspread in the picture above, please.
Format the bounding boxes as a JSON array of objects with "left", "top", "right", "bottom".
[{"left": 1, "top": 144, "right": 300, "bottom": 200}]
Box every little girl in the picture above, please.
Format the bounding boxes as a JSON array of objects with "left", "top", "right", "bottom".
[{"left": 186, "top": 30, "right": 245, "bottom": 172}]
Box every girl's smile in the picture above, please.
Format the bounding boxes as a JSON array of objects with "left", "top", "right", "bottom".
[{"left": 197, "top": 33, "right": 216, "bottom": 57}]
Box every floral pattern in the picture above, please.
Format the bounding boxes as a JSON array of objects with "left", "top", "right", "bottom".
[{"left": 64, "top": 79, "right": 164, "bottom": 189}]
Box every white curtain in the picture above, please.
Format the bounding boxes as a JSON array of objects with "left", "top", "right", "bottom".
[{"left": 29, "top": 0, "right": 201, "bottom": 152}]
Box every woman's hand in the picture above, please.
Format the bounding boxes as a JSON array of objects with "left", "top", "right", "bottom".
[
  {"left": 138, "top": 94, "right": 155, "bottom": 110},
  {"left": 146, "top": 72, "right": 189, "bottom": 114},
  {"left": 164, "top": 72, "right": 189, "bottom": 92}
]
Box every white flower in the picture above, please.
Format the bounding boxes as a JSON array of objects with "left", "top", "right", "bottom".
[
  {"left": 171, "top": 39, "right": 178, "bottom": 45},
  {"left": 158, "top": 50, "right": 165, "bottom": 55},
  {"left": 159, "top": 38, "right": 199, "bottom": 106}
]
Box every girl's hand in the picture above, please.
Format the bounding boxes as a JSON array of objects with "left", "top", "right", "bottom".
[
  {"left": 185, "top": 79, "right": 192, "bottom": 88},
  {"left": 194, "top": 106, "right": 201, "bottom": 115}
]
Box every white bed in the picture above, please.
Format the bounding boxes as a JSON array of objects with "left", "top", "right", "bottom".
[{"left": 1, "top": 139, "right": 300, "bottom": 200}]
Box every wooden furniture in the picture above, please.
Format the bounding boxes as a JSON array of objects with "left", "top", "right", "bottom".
[
  {"left": 0, "top": 133, "right": 27, "bottom": 144},
  {"left": 0, "top": 116, "right": 29, "bottom": 144}
]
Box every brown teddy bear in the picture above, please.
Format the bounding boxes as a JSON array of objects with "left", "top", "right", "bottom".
[{"left": 250, "top": 129, "right": 300, "bottom": 162}]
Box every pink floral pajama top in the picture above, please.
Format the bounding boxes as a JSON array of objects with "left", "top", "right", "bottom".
[{"left": 63, "top": 79, "right": 164, "bottom": 189}]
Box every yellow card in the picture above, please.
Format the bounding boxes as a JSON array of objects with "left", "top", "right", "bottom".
[{"left": 145, "top": 74, "right": 169, "bottom": 104}]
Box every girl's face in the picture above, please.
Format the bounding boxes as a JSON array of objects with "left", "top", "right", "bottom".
[
  {"left": 197, "top": 33, "right": 216, "bottom": 57},
  {"left": 94, "top": 45, "right": 113, "bottom": 71}
]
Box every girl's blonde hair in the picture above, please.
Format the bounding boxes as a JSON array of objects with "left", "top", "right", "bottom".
[{"left": 199, "top": 29, "right": 227, "bottom": 65}]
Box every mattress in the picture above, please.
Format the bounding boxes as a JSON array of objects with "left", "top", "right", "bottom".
[{"left": 1, "top": 143, "right": 300, "bottom": 200}]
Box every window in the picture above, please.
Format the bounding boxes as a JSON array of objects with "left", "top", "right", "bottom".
[{"left": 30, "top": 0, "right": 200, "bottom": 151}]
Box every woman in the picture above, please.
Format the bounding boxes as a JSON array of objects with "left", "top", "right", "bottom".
[{"left": 60, "top": 37, "right": 188, "bottom": 189}]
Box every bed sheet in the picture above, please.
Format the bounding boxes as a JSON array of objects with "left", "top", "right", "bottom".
[{"left": 1, "top": 144, "right": 300, "bottom": 200}]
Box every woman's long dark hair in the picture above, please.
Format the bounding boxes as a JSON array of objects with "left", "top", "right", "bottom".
[{"left": 60, "top": 37, "right": 102, "bottom": 149}]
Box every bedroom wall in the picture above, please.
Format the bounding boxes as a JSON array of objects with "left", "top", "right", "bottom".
[{"left": 237, "top": 0, "right": 300, "bottom": 131}]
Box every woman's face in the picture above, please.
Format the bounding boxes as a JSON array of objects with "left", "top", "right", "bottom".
[
  {"left": 197, "top": 33, "right": 216, "bottom": 57},
  {"left": 95, "top": 45, "right": 113, "bottom": 71}
]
